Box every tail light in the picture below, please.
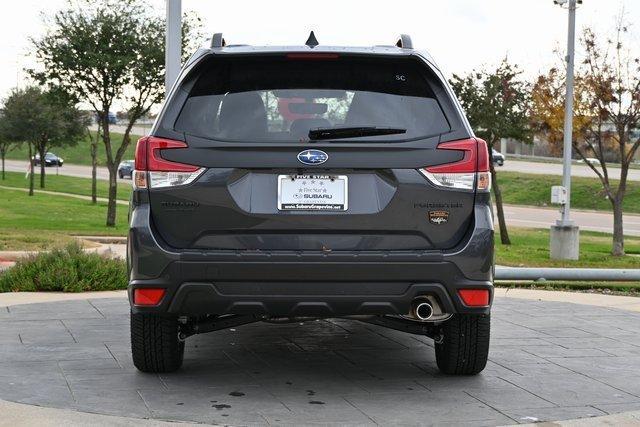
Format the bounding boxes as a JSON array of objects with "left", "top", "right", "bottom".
[
  {"left": 419, "top": 138, "right": 491, "bottom": 192},
  {"left": 133, "top": 137, "right": 204, "bottom": 189}
]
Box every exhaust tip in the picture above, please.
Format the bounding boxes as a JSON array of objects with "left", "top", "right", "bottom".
[{"left": 414, "top": 302, "right": 433, "bottom": 321}]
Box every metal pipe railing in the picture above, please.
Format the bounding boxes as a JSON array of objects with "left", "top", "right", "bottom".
[{"left": 495, "top": 267, "right": 640, "bottom": 282}]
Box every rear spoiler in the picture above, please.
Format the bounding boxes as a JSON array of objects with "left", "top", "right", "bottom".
[{"left": 209, "top": 32, "right": 414, "bottom": 50}]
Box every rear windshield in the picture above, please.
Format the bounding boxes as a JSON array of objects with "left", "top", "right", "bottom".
[{"left": 174, "top": 55, "right": 450, "bottom": 142}]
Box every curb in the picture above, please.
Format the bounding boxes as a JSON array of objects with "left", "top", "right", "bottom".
[
  {"left": 76, "top": 235, "right": 128, "bottom": 244},
  {"left": 513, "top": 410, "right": 640, "bottom": 427},
  {"left": 0, "top": 290, "right": 127, "bottom": 308}
]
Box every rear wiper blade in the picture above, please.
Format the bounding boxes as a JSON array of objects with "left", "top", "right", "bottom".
[{"left": 308, "top": 126, "right": 407, "bottom": 140}]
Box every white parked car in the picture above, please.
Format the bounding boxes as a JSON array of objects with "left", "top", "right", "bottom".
[{"left": 578, "top": 157, "right": 601, "bottom": 166}]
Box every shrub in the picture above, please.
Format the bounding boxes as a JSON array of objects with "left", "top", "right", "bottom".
[{"left": 0, "top": 243, "right": 127, "bottom": 292}]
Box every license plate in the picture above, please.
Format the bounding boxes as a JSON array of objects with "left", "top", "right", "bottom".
[{"left": 278, "top": 175, "right": 348, "bottom": 211}]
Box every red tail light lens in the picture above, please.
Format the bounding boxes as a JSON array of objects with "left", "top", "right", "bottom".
[
  {"left": 134, "top": 137, "right": 148, "bottom": 171},
  {"left": 476, "top": 138, "right": 490, "bottom": 173},
  {"left": 419, "top": 138, "right": 491, "bottom": 192},
  {"left": 458, "top": 289, "right": 490, "bottom": 307},
  {"left": 133, "top": 137, "right": 204, "bottom": 189},
  {"left": 133, "top": 288, "right": 166, "bottom": 306},
  {"left": 427, "top": 139, "right": 479, "bottom": 174}
]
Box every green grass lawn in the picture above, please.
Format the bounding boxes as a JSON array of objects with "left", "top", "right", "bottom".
[
  {"left": 495, "top": 227, "right": 640, "bottom": 268},
  {"left": 5, "top": 131, "right": 140, "bottom": 166},
  {"left": 0, "top": 187, "right": 128, "bottom": 250},
  {"left": 0, "top": 171, "right": 132, "bottom": 201},
  {"left": 497, "top": 171, "right": 640, "bottom": 213},
  {"left": 0, "top": 229, "right": 84, "bottom": 252}
]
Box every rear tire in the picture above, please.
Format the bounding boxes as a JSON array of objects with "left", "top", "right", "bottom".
[
  {"left": 131, "top": 312, "right": 184, "bottom": 373},
  {"left": 435, "top": 314, "right": 490, "bottom": 375}
]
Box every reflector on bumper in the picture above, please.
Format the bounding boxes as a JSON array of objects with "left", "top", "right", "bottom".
[
  {"left": 457, "top": 289, "right": 490, "bottom": 306},
  {"left": 133, "top": 288, "right": 166, "bottom": 306}
]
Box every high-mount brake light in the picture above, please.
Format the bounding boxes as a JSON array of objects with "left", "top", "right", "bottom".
[
  {"left": 133, "top": 137, "right": 204, "bottom": 189},
  {"left": 419, "top": 138, "right": 491, "bottom": 192},
  {"left": 286, "top": 53, "right": 340, "bottom": 60}
]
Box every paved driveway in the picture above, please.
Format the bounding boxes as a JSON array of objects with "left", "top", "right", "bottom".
[{"left": 0, "top": 297, "right": 639, "bottom": 425}]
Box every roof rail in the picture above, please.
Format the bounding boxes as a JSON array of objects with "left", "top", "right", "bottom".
[
  {"left": 211, "top": 33, "right": 226, "bottom": 48},
  {"left": 396, "top": 34, "right": 413, "bottom": 49}
]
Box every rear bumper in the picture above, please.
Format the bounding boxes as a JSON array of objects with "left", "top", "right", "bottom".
[{"left": 127, "top": 198, "right": 494, "bottom": 317}]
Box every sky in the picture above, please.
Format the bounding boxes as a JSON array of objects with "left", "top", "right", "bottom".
[{"left": 1, "top": 0, "right": 639, "bottom": 108}]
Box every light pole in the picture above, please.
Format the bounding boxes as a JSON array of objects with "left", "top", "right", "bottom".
[
  {"left": 165, "top": 0, "right": 182, "bottom": 96},
  {"left": 550, "top": 0, "right": 581, "bottom": 260}
]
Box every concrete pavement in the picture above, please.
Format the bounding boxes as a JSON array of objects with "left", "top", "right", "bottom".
[
  {"left": 0, "top": 399, "right": 200, "bottom": 427},
  {"left": 0, "top": 290, "right": 639, "bottom": 425},
  {"left": 3, "top": 398, "right": 628, "bottom": 427}
]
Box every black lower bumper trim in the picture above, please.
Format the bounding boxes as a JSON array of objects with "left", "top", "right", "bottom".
[{"left": 152, "top": 281, "right": 492, "bottom": 317}]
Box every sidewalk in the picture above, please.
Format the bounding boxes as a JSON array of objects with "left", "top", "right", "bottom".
[
  {"left": 494, "top": 287, "right": 640, "bottom": 313},
  {"left": 0, "top": 399, "right": 199, "bottom": 427}
]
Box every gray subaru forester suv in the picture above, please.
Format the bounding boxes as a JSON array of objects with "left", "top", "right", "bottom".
[{"left": 128, "top": 33, "right": 494, "bottom": 375}]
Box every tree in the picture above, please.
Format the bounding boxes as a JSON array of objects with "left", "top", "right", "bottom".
[
  {"left": 1, "top": 86, "right": 85, "bottom": 194},
  {"left": 37, "top": 88, "right": 87, "bottom": 188},
  {"left": 0, "top": 114, "right": 19, "bottom": 180},
  {"left": 531, "top": 68, "right": 594, "bottom": 157},
  {"left": 450, "top": 59, "right": 533, "bottom": 245},
  {"left": 87, "top": 121, "right": 101, "bottom": 204},
  {"left": 534, "top": 21, "right": 640, "bottom": 256},
  {"left": 575, "top": 23, "right": 640, "bottom": 256},
  {"left": 31, "top": 0, "right": 201, "bottom": 226}
]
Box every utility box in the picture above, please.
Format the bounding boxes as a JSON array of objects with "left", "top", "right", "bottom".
[{"left": 551, "top": 186, "right": 567, "bottom": 205}]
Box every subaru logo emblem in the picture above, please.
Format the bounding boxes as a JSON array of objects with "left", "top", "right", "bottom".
[{"left": 297, "top": 149, "right": 328, "bottom": 165}]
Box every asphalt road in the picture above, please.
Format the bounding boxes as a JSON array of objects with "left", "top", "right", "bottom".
[
  {"left": 3, "top": 159, "right": 639, "bottom": 236},
  {"left": 89, "top": 123, "right": 152, "bottom": 137},
  {"left": 3, "top": 159, "right": 125, "bottom": 182},
  {"left": 499, "top": 159, "right": 640, "bottom": 181},
  {"left": 502, "top": 204, "right": 640, "bottom": 237}
]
